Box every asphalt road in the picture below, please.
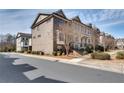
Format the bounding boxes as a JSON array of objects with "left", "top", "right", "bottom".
[{"left": 0, "top": 53, "right": 124, "bottom": 83}]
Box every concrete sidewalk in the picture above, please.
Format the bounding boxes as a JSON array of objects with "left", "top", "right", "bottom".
[{"left": 14, "top": 53, "right": 124, "bottom": 74}]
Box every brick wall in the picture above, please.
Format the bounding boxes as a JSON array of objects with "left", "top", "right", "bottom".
[{"left": 32, "top": 18, "right": 54, "bottom": 54}]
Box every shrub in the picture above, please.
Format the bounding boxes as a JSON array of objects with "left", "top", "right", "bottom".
[
  {"left": 39, "top": 51, "right": 44, "bottom": 55},
  {"left": 84, "top": 46, "right": 93, "bottom": 53},
  {"left": 31, "top": 51, "right": 39, "bottom": 55},
  {"left": 19, "top": 51, "right": 24, "bottom": 53},
  {"left": 83, "top": 51, "right": 88, "bottom": 55},
  {"left": 52, "top": 51, "right": 57, "bottom": 56},
  {"left": 31, "top": 51, "right": 35, "bottom": 54},
  {"left": 62, "top": 52, "right": 65, "bottom": 55},
  {"left": 116, "top": 51, "right": 124, "bottom": 59},
  {"left": 79, "top": 48, "right": 84, "bottom": 52},
  {"left": 91, "top": 53, "right": 96, "bottom": 59},
  {"left": 95, "top": 45, "right": 104, "bottom": 52},
  {"left": 26, "top": 50, "right": 31, "bottom": 54},
  {"left": 37, "top": 51, "right": 42, "bottom": 55},
  {"left": 24, "top": 51, "right": 28, "bottom": 54},
  {"left": 91, "top": 52, "right": 111, "bottom": 60},
  {"left": 57, "top": 51, "right": 62, "bottom": 56}
]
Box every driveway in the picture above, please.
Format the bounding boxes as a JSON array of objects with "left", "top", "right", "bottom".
[{"left": 0, "top": 53, "right": 124, "bottom": 83}]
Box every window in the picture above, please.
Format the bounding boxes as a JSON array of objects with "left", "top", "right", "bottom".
[
  {"left": 69, "top": 23, "right": 71, "bottom": 27},
  {"left": 75, "top": 37, "right": 78, "bottom": 42},
  {"left": 85, "top": 38, "right": 87, "bottom": 43},
  {"left": 88, "top": 30, "right": 89, "bottom": 34},
  {"left": 26, "top": 38, "right": 28, "bottom": 40},
  {"left": 80, "top": 43, "right": 82, "bottom": 47},
  {"left": 33, "top": 36, "right": 36, "bottom": 39},
  {"left": 38, "top": 35, "right": 41, "bottom": 38},
  {"left": 84, "top": 29, "right": 87, "bottom": 34},
  {"left": 55, "top": 18, "right": 64, "bottom": 27},
  {"left": 88, "top": 39, "right": 90, "bottom": 43},
  {"left": 25, "top": 42, "right": 28, "bottom": 45},
  {"left": 59, "top": 32, "right": 64, "bottom": 41},
  {"left": 89, "top": 31, "right": 91, "bottom": 35},
  {"left": 68, "top": 35, "right": 73, "bottom": 41},
  {"left": 22, "top": 37, "right": 24, "bottom": 40},
  {"left": 81, "top": 27, "right": 85, "bottom": 34}
]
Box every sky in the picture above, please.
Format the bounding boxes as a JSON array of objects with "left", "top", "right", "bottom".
[{"left": 0, "top": 9, "right": 124, "bottom": 38}]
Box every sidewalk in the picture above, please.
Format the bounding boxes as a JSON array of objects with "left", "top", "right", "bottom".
[
  {"left": 15, "top": 53, "right": 124, "bottom": 74},
  {"left": 78, "top": 59, "right": 124, "bottom": 74}
]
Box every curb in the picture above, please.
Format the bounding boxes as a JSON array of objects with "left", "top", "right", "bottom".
[{"left": 16, "top": 53, "right": 124, "bottom": 74}]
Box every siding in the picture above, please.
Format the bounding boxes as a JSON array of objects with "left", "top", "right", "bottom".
[{"left": 16, "top": 37, "right": 22, "bottom": 51}]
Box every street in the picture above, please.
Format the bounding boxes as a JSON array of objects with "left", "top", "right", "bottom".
[{"left": 0, "top": 53, "right": 124, "bottom": 83}]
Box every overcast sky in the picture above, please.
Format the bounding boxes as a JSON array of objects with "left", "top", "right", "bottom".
[{"left": 0, "top": 9, "right": 124, "bottom": 38}]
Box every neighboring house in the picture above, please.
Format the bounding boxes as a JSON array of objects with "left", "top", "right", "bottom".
[
  {"left": 99, "top": 32, "right": 115, "bottom": 50},
  {"left": 116, "top": 38, "right": 124, "bottom": 49},
  {"left": 16, "top": 33, "right": 32, "bottom": 52},
  {"left": 31, "top": 9, "right": 101, "bottom": 54}
]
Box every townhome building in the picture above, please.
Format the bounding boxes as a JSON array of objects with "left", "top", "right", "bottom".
[
  {"left": 31, "top": 10, "right": 101, "bottom": 54},
  {"left": 116, "top": 38, "right": 124, "bottom": 49},
  {"left": 16, "top": 32, "right": 32, "bottom": 52},
  {"left": 106, "top": 35, "right": 115, "bottom": 50},
  {"left": 70, "top": 17, "right": 93, "bottom": 49}
]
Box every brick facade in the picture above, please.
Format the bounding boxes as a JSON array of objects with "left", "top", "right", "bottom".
[{"left": 31, "top": 10, "right": 115, "bottom": 54}]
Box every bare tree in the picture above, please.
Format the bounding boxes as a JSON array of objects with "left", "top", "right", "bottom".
[
  {"left": 92, "top": 27, "right": 100, "bottom": 52},
  {"left": 58, "top": 21, "right": 72, "bottom": 56},
  {"left": 0, "top": 33, "right": 16, "bottom": 52},
  {"left": 92, "top": 30, "right": 96, "bottom": 52},
  {"left": 103, "top": 35, "right": 107, "bottom": 52}
]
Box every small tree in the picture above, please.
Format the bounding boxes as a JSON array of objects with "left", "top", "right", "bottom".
[
  {"left": 92, "top": 26, "right": 100, "bottom": 53},
  {"left": 102, "top": 35, "right": 107, "bottom": 52}
]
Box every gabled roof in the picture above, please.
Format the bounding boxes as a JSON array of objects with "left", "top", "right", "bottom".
[
  {"left": 31, "top": 9, "right": 99, "bottom": 32},
  {"left": 31, "top": 15, "right": 53, "bottom": 28},
  {"left": 71, "top": 16, "right": 95, "bottom": 29},
  {"left": 72, "top": 16, "right": 81, "bottom": 23},
  {"left": 53, "top": 9, "right": 66, "bottom": 18},
  {"left": 31, "top": 13, "right": 50, "bottom": 28},
  {"left": 31, "top": 10, "right": 69, "bottom": 28},
  {"left": 16, "top": 32, "right": 32, "bottom": 38}
]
